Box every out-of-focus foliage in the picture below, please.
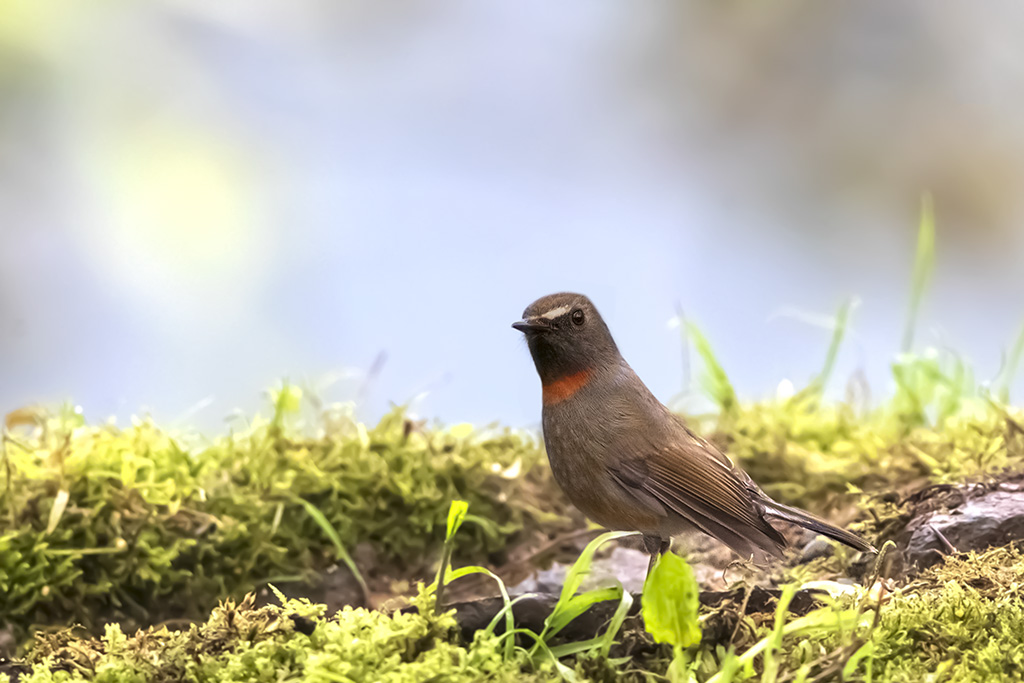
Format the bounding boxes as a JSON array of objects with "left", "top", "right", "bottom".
[
  {"left": 706, "top": 374, "right": 1024, "bottom": 512},
  {"left": 655, "top": 4, "right": 1024, "bottom": 233}
]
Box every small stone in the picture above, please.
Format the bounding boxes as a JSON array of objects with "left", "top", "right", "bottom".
[{"left": 799, "top": 537, "right": 835, "bottom": 564}]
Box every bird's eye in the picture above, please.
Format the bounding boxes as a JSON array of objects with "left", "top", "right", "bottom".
[{"left": 571, "top": 309, "right": 585, "bottom": 325}]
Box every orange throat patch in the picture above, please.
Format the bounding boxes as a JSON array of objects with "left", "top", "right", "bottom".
[{"left": 542, "top": 368, "right": 594, "bottom": 405}]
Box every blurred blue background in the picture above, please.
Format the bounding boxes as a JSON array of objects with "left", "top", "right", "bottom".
[{"left": 4, "top": 1, "right": 1024, "bottom": 430}]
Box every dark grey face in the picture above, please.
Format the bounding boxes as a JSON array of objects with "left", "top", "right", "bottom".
[{"left": 512, "top": 292, "right": 620, "bottom": 383}]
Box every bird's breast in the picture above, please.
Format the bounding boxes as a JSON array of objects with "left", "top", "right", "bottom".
[{"left": 541, "top": 393, "right": 663, "bottom": 535}]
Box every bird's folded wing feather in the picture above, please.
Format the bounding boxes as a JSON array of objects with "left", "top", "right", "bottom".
[{"left": 607, "top": 436, "right": 787, "bottom": 559}]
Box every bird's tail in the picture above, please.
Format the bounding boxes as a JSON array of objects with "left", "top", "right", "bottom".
[{"left": 762, "top": 500, "right": 877, "bottom": 554}]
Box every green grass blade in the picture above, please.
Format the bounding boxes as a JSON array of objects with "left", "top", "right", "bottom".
[
  {"left": 761, "top": 584, "right": 796, "bottom": 683},
  {"left": 45, "top": 488, "right": 70, "bottom": 535},
  {"left": 442, "top": 565, "right": 516, "bottom": 659},
  {"left": 686, "top": 322, "right": 738, "bottom": 416},
  {"left": 545, "top": 587, "right": 622, "bottom": 639},
  {"left": 995, "top": 320, "right": 1024, "bottom": 403},
  {"left": 533, "top": 530, "right": 638, "bottom": 655},
  {"left": 548, "top": 637, "right": 610, "bottom": 658},
  {"left": 434, "top": 500, "right": 469, "bottom": 615},
  {"left": 843, "top": 641, "right": 877, "bottom": 679},
  {"left": 554, "top": 530, "right": 638, "bottom": 610},
  {"left": 484, "top": 593, "right": 538, "bottom": 637},
  {"left": 902, "top": 193, "right": 936, "bottom": 352},
  {"left": 598, "top": 588, "right": 634, "bottom": 658},
  {"left": 446, "top": 499, "right": 468, "bottom": 540},
  {"left": 809, "top": 299, "right": 856, "bottom": 395},
  {"left": 296, "top": 497, "right": 368, "bottom": 604},
  {"left": 712, "top": 647, "right": 742, "bottom": 683},
  {"left": 462, "top": 512, "right": 500, "bottom": 539},
  {"left": 670, "top": 304, "right": 691, "bottom": 399},
  {"left": 706, "top": 604, "right": 870, "bottom": 683},
  {"left": 530, "top": 638, "right": 579, "bottom": 682}
]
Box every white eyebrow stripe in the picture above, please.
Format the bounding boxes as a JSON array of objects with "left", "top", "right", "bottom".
[{"left": 538, "top": 305, "right": 571, "bottom": 320}]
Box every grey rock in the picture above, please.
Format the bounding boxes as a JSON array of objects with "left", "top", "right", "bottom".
[
  {"left": 899, "top": 488, "right": 1024, "bottom": 573},
  {"left": 509, "top": 546, "right": 651, "bottom": 596}
]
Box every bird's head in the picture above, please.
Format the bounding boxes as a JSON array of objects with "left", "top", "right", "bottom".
[{"left": 512, "top": 292, "right": 620, "bottom": 388}]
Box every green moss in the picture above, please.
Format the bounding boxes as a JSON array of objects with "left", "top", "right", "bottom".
[
  {"left": 769, "top": 546, "right": 1024, "bottom": 682},
  {"left": 0, "top": 399, "right": 572, "bottom": 644},
  {"left": 14, "top": 589, "right": 557, "bottom": 683},
  {"left": 6, "top": 399, "right": 1024, "bottom": 682},
  {"left": 700, "top": 392, "right": 1024, "bottom": 514},
  {"left": 6, "top": 378, "right": 1022, "bottom": 649},
  {"left": 18, "top": 548, "right": 1024, "bottom": 683},
  {"left": 865, "top": 546, "right": 1024, "bottom": 682}
]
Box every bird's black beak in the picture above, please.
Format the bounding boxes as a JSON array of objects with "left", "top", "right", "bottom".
[{"left": 512, "top": 319, "right": 550, "bottom": 333}]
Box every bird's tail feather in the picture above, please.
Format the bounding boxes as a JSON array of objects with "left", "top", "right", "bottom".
[{"left": 763, "top": 500, "right": 876, "bottom": 554}]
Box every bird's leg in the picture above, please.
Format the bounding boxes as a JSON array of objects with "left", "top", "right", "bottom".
[{"left": 643, "top": 536, "right": 672, "bottom": 579}]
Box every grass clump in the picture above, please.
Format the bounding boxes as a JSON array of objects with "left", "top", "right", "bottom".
[
  {"left": 0, "top": 391, "right": 570, "bottom": 646},
  {"left": 675, "top": 297, "right": 1024, "bottom": 515},
  {"left": 14, "top": 508, "right": 648, "bottom": 683},
  {"left": 865, "top": 546, "right": 1024, "bottom": 682},
  {"left": 674, "top": 339, "right": 1024, "bottom": 520},
  {"left": 772, "top": 545, "right": 1024, "bottom": 682},
  {"left": 707, "top": 387, "right": 1024, "bottom": 512}
]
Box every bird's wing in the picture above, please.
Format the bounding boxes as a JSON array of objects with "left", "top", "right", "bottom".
[{"left": 607, "top": 428, "right": 787, "bottom": 560}]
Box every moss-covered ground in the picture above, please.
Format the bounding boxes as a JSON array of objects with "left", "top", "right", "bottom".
[
  {"left": 10, "top": 544, "right": 1024, "bottom": 683},
  {"left": 3, "top": 350, "right": 1024, "bottom": 682},
  {"left": 0, "top": 389, "right": 578, "bottom": 647}
]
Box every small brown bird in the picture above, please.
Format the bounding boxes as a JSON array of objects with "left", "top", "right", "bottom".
[{"left": 513, "top": 292, "right": 875, "bottom": 574}]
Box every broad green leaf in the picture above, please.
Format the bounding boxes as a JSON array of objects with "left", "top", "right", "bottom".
[{"left": 642, "top": 552, "right": 701, "bottom": 649}]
